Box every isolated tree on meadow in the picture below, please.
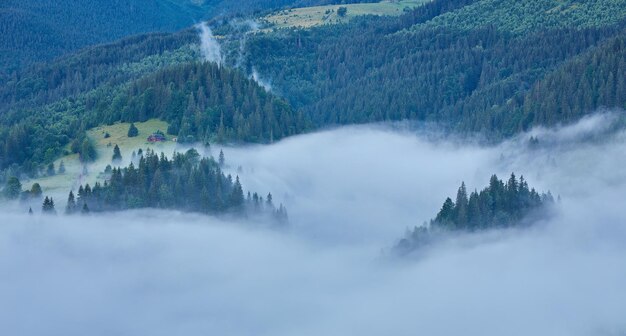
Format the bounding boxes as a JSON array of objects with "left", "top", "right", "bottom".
[
  {"left": 337, "top": 7, "right": 348, "bottom": 17},
  {"left": 47, "top": 162, "right": 55, "bottom": 176},
  {"left": 219, "top": 149, "right": 225, "bottom": 167},
  {"left": 112, "top": 144, "right": 122, "bottom": 162},
  {"left": 127, "top": 123, "right": 139, "bottom": 137},
  {"left": 58, "top": 161, "right": 66, "bottom": 174}
]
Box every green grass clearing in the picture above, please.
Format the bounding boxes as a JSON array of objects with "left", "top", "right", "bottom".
[
  {"left": 262, "top": 0, "right": 430, "bottom": 29},
  {"left": 25, "top": 119, "right": 178, "bottom": 199}
]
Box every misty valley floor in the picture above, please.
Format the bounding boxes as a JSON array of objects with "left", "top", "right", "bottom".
[{"left": 1, "top": 116, "right": 626, "bottom": 335}]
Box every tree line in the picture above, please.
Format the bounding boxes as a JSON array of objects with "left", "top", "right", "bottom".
[{"left": 61, "top": 148, "right": 288, "bottom": 223}]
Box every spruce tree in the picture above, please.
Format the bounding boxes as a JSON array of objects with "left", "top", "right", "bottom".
[
  {"left": 229, "top": 176, "right": 245, "bottom": 209},
  {"left": 58, "top": 161, "right": 66, "bottom": 174},
  {"left": 112, "top": 144, "right": 122, "bottom": 162},
  {"left": 42, "top": 197, "right": 56, "bottom": 214},
  {"left": 127, "top": 123, "right": 139, "bottom": 137},
  {"left": 66, "top": 191, "right": 77, "bottom": 214},
  {"left": 47, "top": 163, "right": 55, "bottom": 176},
  {"left": 219, "top": 149, "right": 225, "bottom": 167},
  {"left": 455, "top": 182, "right": 469, "bottom": 229},
  {"left": 434, "top": 197, "right": 455, "bottom": 229},
  {"left": 274, "top": 204, "right": 289, "bottom": 224},
  {"left": 266, "top": 193, "right": 274, "bottom": 209}
]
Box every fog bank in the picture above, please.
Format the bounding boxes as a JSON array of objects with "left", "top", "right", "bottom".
[{"left": 1, "top": 114, "right": 626, "bottom": 336}]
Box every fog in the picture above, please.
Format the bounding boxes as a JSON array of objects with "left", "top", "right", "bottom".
[
  {"left": 1, "top": 114, "right": 626, "bottom": 335},
  {"left": 197, "top": 22, "right": 223, "bottom": 65}
]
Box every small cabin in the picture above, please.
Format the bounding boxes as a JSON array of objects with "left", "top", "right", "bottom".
[{"left": 147, "top": 131, "right": 166, "bottom": 143}]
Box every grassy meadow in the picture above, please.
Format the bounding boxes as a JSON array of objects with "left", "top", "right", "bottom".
[
  {"left": 25, "top": 119, "right": 179, "bottom": 200},
  {"left": 263, "top": 0, "right": 430, "bottom": 29}
]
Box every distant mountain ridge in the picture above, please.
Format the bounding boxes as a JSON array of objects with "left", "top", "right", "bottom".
[{"left": 0, "top": 0, "right": 364, "bottom": 76}]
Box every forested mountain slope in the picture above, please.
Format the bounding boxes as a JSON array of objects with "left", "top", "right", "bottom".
[
  {"left": 0, "top": 59, "right": 299, "bottom": 173},
  {"left": 0, "top": 0, "right": 209, "bottom": 76},
  {"left": 241, "top": 0, "right": 626, "bottom": 135},
  {"left": 1, "top": 0, "right": 625, "bottom": 178},
  {"left": 420, "top": 0, "right": 626, "bottom": 33},
  {"left": 0, "top": 0, "right": 359, "bottom": 76}
]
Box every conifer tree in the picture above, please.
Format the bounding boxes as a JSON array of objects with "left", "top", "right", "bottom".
[
  {"left": 47, "top": 163, "right": 55, "bottom": 176},
  {"left": 58, "top": 161, "right": 66, "bottom": 174},
  {"left": 266, "top": 193, "right": 273, "bottom": 209},
  {"left": 455, "top": 182, "right": 469, "bottom": 229},
  {"left": 112, "top": 144, "right": 122, "bottom": 162},
  {"left": 435, "top": 197, "right": 455, "bottom": 229},
  {"left": 66, "top": 191, "right": 77, "bottom": 214},
  {"left": 274, "top": 204, "right": 289, "bottom": 224},
  {"left": 127, "top": 123, "right": 139, "bottom": 137},
  {"left": 230, "top": 176, "right": 245, "bottom": 209},
  {"left": 42, "top": 196, "right": 56, "bottom": 214},
  {"left": 219, "top": 149, "right": 225, "bottom": 167}
]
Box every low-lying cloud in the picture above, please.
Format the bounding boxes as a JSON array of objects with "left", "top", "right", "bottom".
[
  {"left": 197, "top": 22, "right": 223, "bottom": 65},
  {"left": 1, "top": 113, "right": 626, "bottom": 335}
]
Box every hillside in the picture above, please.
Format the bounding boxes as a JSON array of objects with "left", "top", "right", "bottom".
[
  {"left": 1, "top": 0, "right": 625, "bottom": 180},
  {"left": 0, "top": 0, "right": 355, "bottom": 77},
  {"left": 240, "top": 0, "right": 626, "bottom": 134},
  {"left": 0, "top": 0, "right": 211, "bottom": 76},
  {"left": 419, "top": 0, "right": 626, "bottom": 34}
]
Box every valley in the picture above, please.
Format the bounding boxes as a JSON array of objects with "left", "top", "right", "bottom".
[{"left": 1, "top": 1, "right": 625, "bottom": 334}]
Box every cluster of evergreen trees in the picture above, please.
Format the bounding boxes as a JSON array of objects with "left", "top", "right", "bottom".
[
  {"left": 395, "top": 174, "right": 554, "bottom": 254},
  {"left": 0, "top": 56, "right": 305, "bottom": 175},
  {"left": 63, "top": 148, "right": 288, "bottom": 223},
  {"left": 99, "top": 62, "right": 307, "bottom": 144},
  {"left": 0, "top": 31, "right": 200, "bottom": 174}
]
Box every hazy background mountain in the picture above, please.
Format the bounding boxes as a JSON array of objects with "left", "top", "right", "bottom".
[{"left": 0, "top": 0, "right": 367, "bottom": 75}]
